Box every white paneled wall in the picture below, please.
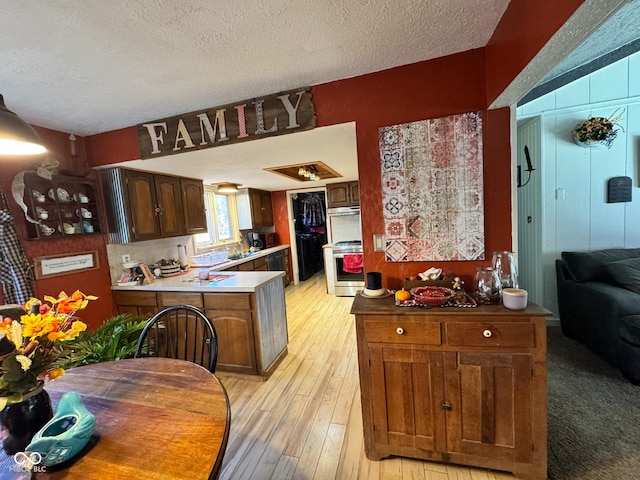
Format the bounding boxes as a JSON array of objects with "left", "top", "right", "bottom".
[{"left": 517, "top": 51, "right": 640, "bottom": 316}]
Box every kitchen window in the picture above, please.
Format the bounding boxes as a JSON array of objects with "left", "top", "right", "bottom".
[{"left": 195, "top": 188, "right": 239, "bottom": 248}]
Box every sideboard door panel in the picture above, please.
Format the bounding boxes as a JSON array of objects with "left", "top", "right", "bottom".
[
  {"left": 444, "top": 351, "right": 532, "bottom": 462},
  {"left": 369, "top": 346, "right": 444, "bottom": 452}
]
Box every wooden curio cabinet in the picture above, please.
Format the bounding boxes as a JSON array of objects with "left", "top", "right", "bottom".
[{"left": 22, "top": 172, "right": 104, "bottom": 240}]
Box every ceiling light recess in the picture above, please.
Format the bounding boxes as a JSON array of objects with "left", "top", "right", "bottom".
[
  {"left": 0, "top": 94, "right": 47, "bottom": 155},
  {"left": 265, "top": 162, "right": 342, "bottom": 182}
]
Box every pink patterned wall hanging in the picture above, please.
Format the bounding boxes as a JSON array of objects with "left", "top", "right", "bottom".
[{"left": 379, "top": 112, "right": 485, "bottom": 262}]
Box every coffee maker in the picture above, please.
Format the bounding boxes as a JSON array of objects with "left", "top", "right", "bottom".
[{"left": 248, "top": 232, "right": 263, "bottom": 250}]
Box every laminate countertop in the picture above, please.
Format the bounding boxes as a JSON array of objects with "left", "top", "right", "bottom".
[{"left": 112, "top": 270, "right": 284, "bottom": 293}]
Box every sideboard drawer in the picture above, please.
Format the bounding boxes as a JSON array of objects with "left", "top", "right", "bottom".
[
  {"left": 364, "top": 317, "right": 440, "bottom": 345},
  {"left": 445, "top": 322, "right": 535, "bottom": 348}
]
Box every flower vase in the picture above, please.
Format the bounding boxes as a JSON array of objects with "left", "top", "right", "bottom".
[
  {"left": 0, "top": 382, "right": 53, "bottom": 455},
  {"left": 573, "top": 135, "right": 604, "bottom": 148}
]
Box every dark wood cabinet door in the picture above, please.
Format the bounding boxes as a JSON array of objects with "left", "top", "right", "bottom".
[
  {"left": 125, "top": 170, "right": 161, "bottom": 240},
  {"left": 249, "top": 189, "right": 264, "bottom": 226},
  {"left": 368, "top": 345, "right": 445, "bottom": 452},
  {"left": 181, "top": 178, "right": 207, "bottom": 234},
  {"left": 207, "top": 309, "right": 257, "bottom": 374},
  {"left": 349, "top": 181, "right": 360, "bottom": 205},
  {"left": 327, "top": 183, "right": 351, "bottom": 208},
  {"left": 260, "top": 190, "right": 273, "bottom": 226},
  {"left": 443, "top": 351, "right": 533, "bottom": 462},
  {"left": 154, "top": 175, "right": 185, "bottom": 236}
]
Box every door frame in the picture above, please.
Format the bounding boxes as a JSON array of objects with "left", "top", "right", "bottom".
[{"left": 286, "top": 187, "right": 328, "bottom": 284}]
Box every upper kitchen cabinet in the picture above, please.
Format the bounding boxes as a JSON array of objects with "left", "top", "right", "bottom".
[
  {"left": 237, "top": 188, "right": 273, "bottom": 229},
  {"left": 22, "top": 172, "right": 104, "bottom": 240},
  {"left": 180, "top": 178, "right": 207, "bottom": 234},
  {"left": 100, "top": 168, "right": 206, "bottom": 243},
  {"left": 326, "top": 181, "right": 359, "bottom": 208}
]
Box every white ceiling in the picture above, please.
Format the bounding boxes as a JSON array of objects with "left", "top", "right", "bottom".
[{"left": 1, "top": 1, "right": 635, "bottom": 191}]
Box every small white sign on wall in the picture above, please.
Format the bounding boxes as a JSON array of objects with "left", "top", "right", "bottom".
[{"left": 35, "top": 251, "right": 99, "bottom": 279}]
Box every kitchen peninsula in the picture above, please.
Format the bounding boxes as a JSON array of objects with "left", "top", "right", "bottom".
[{"left": 112, "top": 269, "right": 287, "bottom": 379}]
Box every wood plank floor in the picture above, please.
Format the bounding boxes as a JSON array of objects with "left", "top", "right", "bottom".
[{"left": 217, "top": 273, "right": 520, "bottom": 480}]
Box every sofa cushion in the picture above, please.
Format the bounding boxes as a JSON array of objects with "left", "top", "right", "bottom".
[
  {"left": 561, "top": 248, "right": 640, "bottom": 282},
  {"left": 603, "top": 257, "right": 640, "bottom": 295}
]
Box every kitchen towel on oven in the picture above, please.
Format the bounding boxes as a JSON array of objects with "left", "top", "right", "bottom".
[{"left": 343, "top": 254, "right": 364, "bottom": 273}]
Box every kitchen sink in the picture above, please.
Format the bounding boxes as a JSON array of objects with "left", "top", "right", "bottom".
[{"left": 228, "top": 251, "right": 255, "bottom": 260}]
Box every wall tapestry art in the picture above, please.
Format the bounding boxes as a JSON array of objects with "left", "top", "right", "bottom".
[{"left": 379, "top": 111, "right": 485, "bottom": 262}]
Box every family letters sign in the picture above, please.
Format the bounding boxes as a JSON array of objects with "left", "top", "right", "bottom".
[{"left": 137, "top": 88, "right": 316, "bottom": 159}]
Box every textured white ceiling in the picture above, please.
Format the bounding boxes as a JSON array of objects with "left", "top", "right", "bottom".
[{"left": 0, "top": 0, "right": 510, "bottom": 136}]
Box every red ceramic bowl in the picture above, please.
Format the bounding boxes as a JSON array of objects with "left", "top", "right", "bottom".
[{"left": 410, "top": 286, "right": 454, "bottom": 306}]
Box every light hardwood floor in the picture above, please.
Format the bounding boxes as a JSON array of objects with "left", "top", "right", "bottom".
[{"left": 217, "top": 273, "right": 520, "bottom": 480}]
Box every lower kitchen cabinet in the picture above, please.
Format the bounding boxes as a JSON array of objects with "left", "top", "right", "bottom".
[
  {"left": 351, "top": 296, "right": 550, "bottom": 480},
  {"left": 113, "top": 291, "right": 158, "bottom": 318},
  {"left": 203, "top": 293, "right": 257, "bottom": 375},
  {"left": 112, "top": 279, "right": 287, "bottom": 379}
]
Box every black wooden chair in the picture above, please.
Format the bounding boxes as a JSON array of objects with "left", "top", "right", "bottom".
[{"left": 134, "top": 304, "right": 219, "bottom": 373}]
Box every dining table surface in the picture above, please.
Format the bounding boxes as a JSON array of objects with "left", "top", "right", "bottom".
[{"left": 0, "top": 357, "right": 230, "bottom": 480}]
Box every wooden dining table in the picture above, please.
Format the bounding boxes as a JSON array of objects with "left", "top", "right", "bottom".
[{"left": 0, "top": 358, "right": 230, "bottom": 480}]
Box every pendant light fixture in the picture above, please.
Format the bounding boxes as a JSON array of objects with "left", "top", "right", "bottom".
[
  {"left": 0, "top": 94, "right": 46, "bottom": 155},
  {"left": 216, "top": 183, "right": 240, "bottom": 193}
]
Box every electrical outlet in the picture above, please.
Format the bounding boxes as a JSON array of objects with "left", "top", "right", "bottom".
[{"left": 122, "top": 254, "right": 131, "bottom": 264}]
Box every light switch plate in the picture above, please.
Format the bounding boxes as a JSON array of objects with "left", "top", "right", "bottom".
[
  {"left": 373, "top": 234, "right": 384, "bottom": 252},
  {"left": 122, "top": 254, "right": 131, "bottom": 263}
]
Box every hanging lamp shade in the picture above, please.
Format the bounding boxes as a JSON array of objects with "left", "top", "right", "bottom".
[
  {"left": 0, "top": 94, "right": 46, "bottom": 155},
  {"left": 216, "top": 183, "right": 239, "bottom": 193}
]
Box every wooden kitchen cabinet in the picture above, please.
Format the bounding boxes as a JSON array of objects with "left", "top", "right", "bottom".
[
  {"left": 237, "top": 188, "right": 273, "bottom": 229},
  {"left": 351, "top": 296, "right": 549, "bottom": 480},
  {"left": 204, "top": 294, "right": 256, "bottom": 375},
  {"left": 154, "top": 174, "right": 185, "bottom": 237},
  {"left": 112, "top": 291, "right": 158, "bottom": 319},
  {"left": 113, "top": 285, "right": 288, "bottom": 379},
  {"left": 100, "top": 167, "right": 206, "bottom": 243},
  {"left": 181, "top": 178, "right": 207, "bottom": 234},
  {"left": 327, "top": 181, "right": 359, "bottom": 208}
]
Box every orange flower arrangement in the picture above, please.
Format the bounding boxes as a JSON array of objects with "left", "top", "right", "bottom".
[{"left": 0, "top": 291, "right": 96, "bottom": 408}]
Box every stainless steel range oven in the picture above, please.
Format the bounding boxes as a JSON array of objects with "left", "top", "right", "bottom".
[{"left": 332, "top": 240, "right": 364, "bottom": 296}]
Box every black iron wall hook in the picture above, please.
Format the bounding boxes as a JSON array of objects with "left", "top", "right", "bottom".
[{"left": 517, "top": 145, "right": 536, "bottom": 188}]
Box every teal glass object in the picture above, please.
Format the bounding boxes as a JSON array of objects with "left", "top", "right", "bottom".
[{"left": 26, "top": 391, "right": 95, "bottom": 466}]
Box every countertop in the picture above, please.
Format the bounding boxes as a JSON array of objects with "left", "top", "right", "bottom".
[
  {"left": 112, "top": 270, "right": 284, "bottom": 293},
  {"left": 201, "top": 244, "right": 290, "bottom": 270}
]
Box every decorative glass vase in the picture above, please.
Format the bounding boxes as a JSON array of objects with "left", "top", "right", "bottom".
[
  {"left": 491, "top": 251, "right": 518, "bottom": 289},
  {"left": 0, "top": 382, "right": 53, "bottom": 455},
  {"left": 472, "top": 267, "right": 502, "bottom": 304}
]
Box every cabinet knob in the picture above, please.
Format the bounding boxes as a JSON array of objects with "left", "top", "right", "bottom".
[
  {"left": 396, "top": 327, "right": 404, "bottom": 335},
  {"left": 482, "top": 329, "right": 493, "bottom": 338}
]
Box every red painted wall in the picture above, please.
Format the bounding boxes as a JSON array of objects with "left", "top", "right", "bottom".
[
  {"left": 485, "top": 0, "right": 584, "bottom": 105},
  {"left": 76, "top": 3, "right": 584, "bottom": 292},
  {"left": 274, "top": 50, "right": 511, "bottom": 289},
  {"left": 0, "top": 127, "right": 113, "bottom": 328}
]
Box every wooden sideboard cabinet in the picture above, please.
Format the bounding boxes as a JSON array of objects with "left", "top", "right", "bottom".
[{"left": 351, "top": 295, "right": 550, "bottom": 480}]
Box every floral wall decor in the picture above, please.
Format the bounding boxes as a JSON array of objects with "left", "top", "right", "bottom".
[
  {"left": 379, "top": 112, "right": 485, "bottom": 262},
  {"left": 572, "top": 109, "right": 624, "bottom": 148}
]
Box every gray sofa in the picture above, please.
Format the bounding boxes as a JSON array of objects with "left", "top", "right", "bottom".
[{"left": 556, "top": 248, "right": 640, "bottom": 384}]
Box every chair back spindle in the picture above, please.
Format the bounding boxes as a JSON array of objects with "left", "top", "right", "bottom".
[{"left": 134, "top": 305, "right": 219, "bottom": 373}]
